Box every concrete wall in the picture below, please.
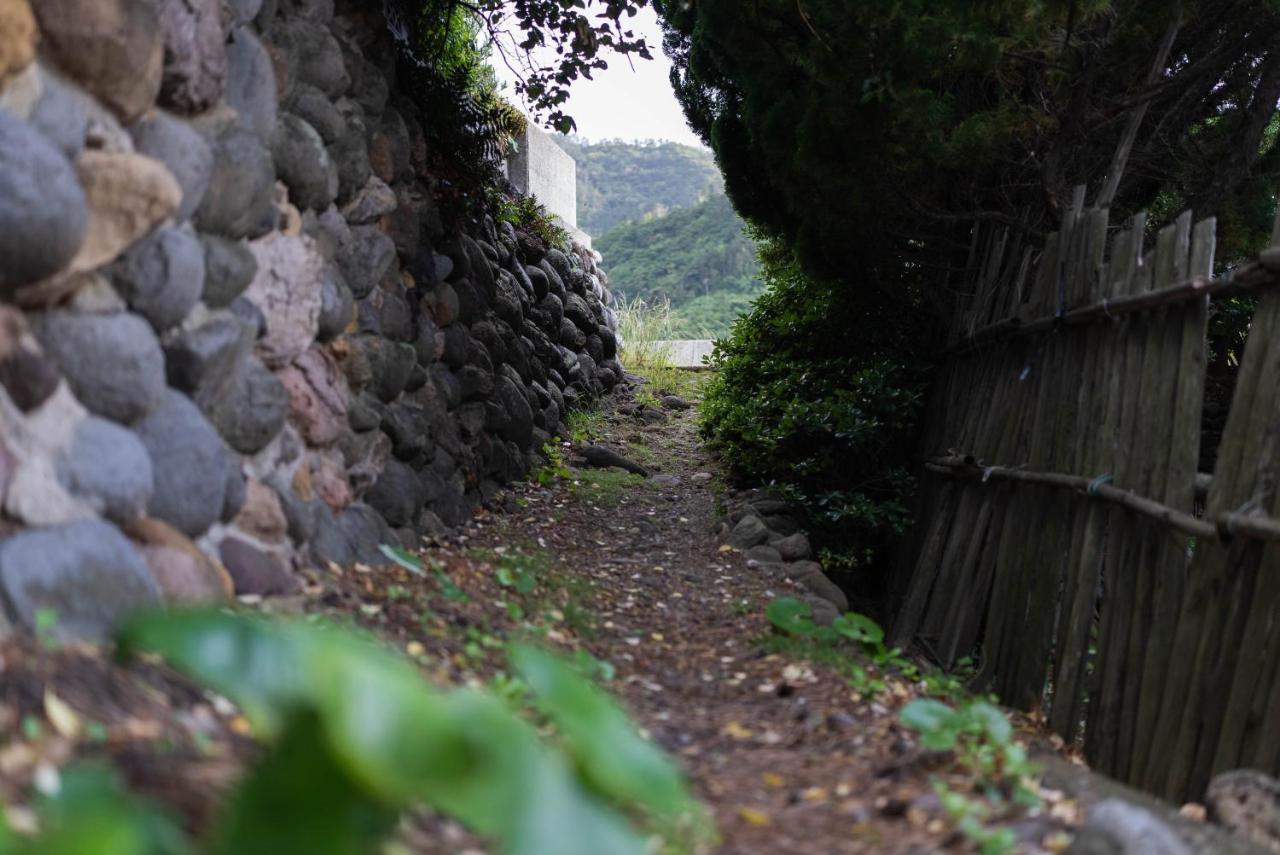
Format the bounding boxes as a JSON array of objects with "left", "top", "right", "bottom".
[{"left": 507, "top": 123, "right": 579, "bottom": 231}]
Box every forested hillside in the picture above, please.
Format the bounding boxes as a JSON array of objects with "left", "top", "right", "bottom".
[
  {"left": 595, "top": 193, "right": 763, "bottom": 336},
  {"left": 553, "top": 136, "right": 722, "bottom": 234},
  {"left": 554, "top": 137, "right": 762, "bottom": 335}
]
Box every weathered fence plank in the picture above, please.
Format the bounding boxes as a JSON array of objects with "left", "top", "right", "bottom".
[{"left": 892, "top": 192, "right": 1280, "bottom": 802}]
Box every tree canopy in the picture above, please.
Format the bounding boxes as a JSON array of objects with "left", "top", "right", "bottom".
[{"left": 656, "top": 0, "right": 1280, "bottom": 299}]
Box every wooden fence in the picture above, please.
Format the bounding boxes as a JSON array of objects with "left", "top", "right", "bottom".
[{"left": 890, "top": 187, "right": 1280, "bottom": 802}]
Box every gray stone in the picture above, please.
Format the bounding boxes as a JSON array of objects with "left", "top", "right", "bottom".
[
  {"left": 195, "top": 126, "right": 277, "bottom": 239},
  {"left": 545, "top": 248, "right": 572, "bottom": 284},
  {"left": 366, "top": 459, "right": 426, "bottom": 527},
  {"left": 210, "top": 358, "right": 288, "bottom": 454},
  {"left": 287, "top": 82, "right": 345, "bottom": 143},
  {"left": 224, "top": 27, "right": 277, "bottom": 141},
  {"left": 382, "top": 401, "right": 433, "bottom": 460},
  {"left": 271, "top": 113, "right": 338, "bottom": 212},
  {"left": 29, "top": 68, "right": 89, "bottom": 160},
  {"left": 32, "top": 0, "right": 163, "bottom": 124},
  {"left": 218, "top": 536, "right": 296, "bottom": 596},
  {"left": 787, "top": 561, "right": 849, "bottom": 612},
  {"left": 750, "top": 498, "right": 793, "bottom": 517},
  {"left": 337, "top": 225, "right": 395, "bottom": 299},
  {"left": 0, "top": 520, "right": 161, "bottom": 642},
  {"left": 559, "top": 317, "right": 586, "bottom": 350},
  {"left": 357, "top": 285, "right": 413, "bottom": 342},
  {"left": 661, "top": 394, "right": 692, "bottom": 411},
  {"left": 157, "top": 0, "right": 226, "bottom": 114},
  {"left": 33, "top": 311, "right": 166, "bottom": 425},
  {"left": 201, "top": 235, "right": 258, "bottom": 308},
  {"left": 1206, "top": 770, "right": 1280, "bottom": 853},
  {"left": 727, "top": 514, "right": 770, "bottom": 549},
  {"left": 348, "top": 393, "right": 383, "bottom": 432},
  {"left": 134, "top": 390, "right": 231, "bottom": 536},
  {"left": 270, "top": 17, "right": 349, "bottom": 98},
  {"left": 341, "top": 175, "right": 397, "bottom": 224},
  {"left": 226, "top": 0, "right": 263, "bottom": 24},
  {"left": 129, "top": 111, "right": 214, "bottom": 221},
  {"left": 162, "top": 313, "right": 249, "bottom": 403},
  {"left": 110, "top": 225, "right": 205, "bottom": 330},
  {"left": 345, "top": 53, "right": 388, "bottom": 117},
  {"left": 803, "top": 595, "right": 840, "bottom": 628},
  {"left": 230, "top": 296, "right": 267, "bottom": 338},
  {"left": 223, "top": 457, "right": 248, "bottom": 522},
  {"left": 55, "top": 417, "right": 154, "bottom": 524},
  {"left": 1067, "top": 800, "right": 1191, "bottom": 855},
  {"left": 494, "top": 375, "right": 534, "bottom": 447},
  {"left": 317, "top": 266, "right": 354, "bottom": 342},
  {"left": 762, "top": 514, "right": 802, "bottom": 537},
  {"left": 771, "top": 532, "right": 812, "bottom": 561},
  {"left": 745, "top": 544, "right": 783, "bottom": 565},
  {"left": 311, "top": 502, "right": 398, "bottom": 566},
  {"left": 564, "top": 293, "right": 596, "bottom": 333},
  {"left": 327, "top": 117, "right": 370, "bottom": 205},
  {"left": 457, "top": 365, "right": 494, "bottom": 401},
  {"left": 0, "top": 112, "right": 88, "bottom": 294}
]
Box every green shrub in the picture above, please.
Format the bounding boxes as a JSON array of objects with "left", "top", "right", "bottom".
[
  {"left": 699, "top": 236, "right": 927, "bottom": 582},
  {"left": 2, "top": 610, "right": 710, "bottom": 855},
  {"left": 492, "top": 193, "right": 569, "bottom": 249}
]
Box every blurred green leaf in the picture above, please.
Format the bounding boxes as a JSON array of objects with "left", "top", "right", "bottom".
[
  {"left": 765, "top": 597, "right": 816, "bottom": 637},
  {"left": 899, "top": 699, "right": 959, "bottom": 750},
  {"left": 7, "top": 765, "right": 187, "bottom": 855},
  {"left": 511, "top": 645, "right": 695, "bottom": 826},
  {"left": 378, "top": 545, "right": 426, "bottom": 576},
  {"left": 210, "top": 711, "right": 398, "bottom": 855},
  {"left": 119, "top": 611, "right": 671, "bottom": 855},
  {"left": 831, "top": 613, "right": 884, "bottom": 645}
]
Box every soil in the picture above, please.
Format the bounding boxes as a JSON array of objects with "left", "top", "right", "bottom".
[{"left": 0, "top": 379, "right": 1178, "bottom": 853}]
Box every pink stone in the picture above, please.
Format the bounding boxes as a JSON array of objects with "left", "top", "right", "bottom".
[{"left": 278, "top": 345, "right": 349, "bottom": 447}]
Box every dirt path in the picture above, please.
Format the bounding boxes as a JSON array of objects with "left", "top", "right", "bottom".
[{"left": 1, "top": 380, "right": 1092, "bottom": 853}]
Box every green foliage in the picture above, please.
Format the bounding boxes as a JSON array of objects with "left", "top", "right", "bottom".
[
  {"left": 596, "top": 193, "right": 763, "bottom": 338},
  {"left": 536, "top": 441, "right": 573, "bottom": 486},
  {"left": 0, "top": 610, "right": 714, "bottom": 855},
  {"left": 511, "top": 646, "right": 711, "bottom": 844},
  {"left": 699, "top": 238, "right": 925, "bottom": 581},
  {"left": 763, "top": 597, "right": 974, "bottom": 702},
  {"left": 553, "top": 137, "right": 723, "bottom": 235},
  {"left": 899, "top": 697, "right": 1041, "bottom": 854},
  {"left": 571, "top": 469, "right": 649, "bottom": 509},
  {"left": 564, "top": 408, "right": 605, "bottom": 444},
  {"left": 1, "top": 765, "right": 187, "bottom": 855},
  {"left": 492, "top": 192, "right": 568, "bottom": 249},
  {"left": 397, "top": 1, "right": 656, "bottom": 135}
]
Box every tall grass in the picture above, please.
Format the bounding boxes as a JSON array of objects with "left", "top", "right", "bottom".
[
  {"left": 618, "top": 295, "right": 677, "bottom": 370},
  {"left": 617, "top": 296, "right": 706, "bottom": 398}
]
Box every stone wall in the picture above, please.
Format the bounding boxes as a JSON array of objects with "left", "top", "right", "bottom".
[{"left": 0, "top": 0, "right": 623, "bottom": 641}]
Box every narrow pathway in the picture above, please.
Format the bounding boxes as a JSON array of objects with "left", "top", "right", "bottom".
[
  {"left": 3, "top": 380, "right": 1154, "bottom": 853},
  {"left": 389, "top": 384, "right": 1067, "bottom": 854}
]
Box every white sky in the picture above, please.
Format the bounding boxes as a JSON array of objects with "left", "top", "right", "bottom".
[{"left": 489, "top": 6, "right": 706, "bottom": 148}]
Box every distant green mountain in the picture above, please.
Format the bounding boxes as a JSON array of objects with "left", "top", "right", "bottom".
[
  {"left": 553, "top": 136, "right": 723, "bottom": 235},
  {"left": 594, "top": 192, "right": 764, "bottom": 338}
]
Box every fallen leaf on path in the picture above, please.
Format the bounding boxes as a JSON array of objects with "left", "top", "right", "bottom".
[
  {"left": 722, "top": 721, "right": 753, "bottom": 740},
  {"left": 43, "top": 690, "right": 82, "bottom": 739},
  {"left": 738, "top": 807, "right": 771, "bottom": 826}
]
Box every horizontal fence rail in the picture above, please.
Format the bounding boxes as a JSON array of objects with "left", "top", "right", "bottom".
[{"left": 892, "top": 187, "right": 1280, "bottom": 802}]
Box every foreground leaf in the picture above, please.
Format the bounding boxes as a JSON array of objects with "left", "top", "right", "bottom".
[{"left": 511, "top": 644, "right": 698, "bottom": 828}]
